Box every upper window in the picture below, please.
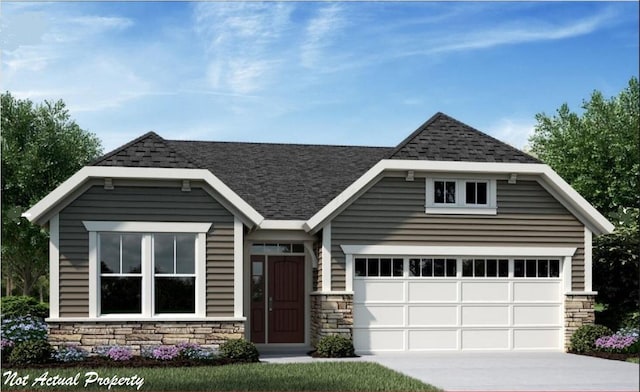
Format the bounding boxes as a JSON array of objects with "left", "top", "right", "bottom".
[{"left": 426, "top": 179, "right": 496, "bottom": 215}]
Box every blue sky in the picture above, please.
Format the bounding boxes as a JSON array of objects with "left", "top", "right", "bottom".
[{"left": 2, "top": 1, "right": 638, "bottom": 153}]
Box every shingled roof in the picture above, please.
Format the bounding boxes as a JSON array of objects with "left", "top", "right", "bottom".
[
  {"left": 389, "top": 112, "right": 539, "bottom": 163},
  {"left": 92, "top": 112, "right": 538, "bottom": 219}
]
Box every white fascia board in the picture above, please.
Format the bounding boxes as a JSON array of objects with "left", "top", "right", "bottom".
[
  {"left": 305, "top": 160, "right": 614, "bottom": 235},
  {"left": 259, "top": 220, "right": 306, "bottom": 230},
  {"left": 23, "top": 166, "right": 264, "bottom": 226},
  {"left": 340, "top": 245, "right": 577, "bottom": 257}
]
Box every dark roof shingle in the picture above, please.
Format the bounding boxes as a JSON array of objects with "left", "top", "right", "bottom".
[{"left": 92, "top": 112, "right": 538, "bottom": 219}]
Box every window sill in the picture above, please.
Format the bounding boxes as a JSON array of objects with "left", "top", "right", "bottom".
[{"left": 425, "top": 207, "right": 497, "bottom": 215}]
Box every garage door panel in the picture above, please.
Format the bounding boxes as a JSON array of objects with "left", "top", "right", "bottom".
[
  {"left": 462, "top": 306, "right": 509, "bottom": 326},
  {"left": 354, "top": 281, "right": 404, "bottom": 303},
  {"left": 461, "top": 282, "right": 509, "bottom": 302},
  {"left": 514, "top": 305, "right": 561, "bottom": 325},
  {"left": 353, "top": 329, "right": 403, "bottom": 351},
  {"left": 408, "top": 305, "right": 457, "bottom": 326},
  {"left": 408, "top": 330, "right": 457, "bottom": 350},
  {"left": 513, "top": 329, "right": 560, "bottom": 349},
  {"left": 354, "top": 305, "right": 404, "bottom": 327},
  {"left": 513, "top": 282, "right": 560, "bottom": 302},
  {"left": 408, "top": 281, "right": 457, "bottom": 302},
  {"left": 462, "top": 329, "right": 509, "bottom": 349}
]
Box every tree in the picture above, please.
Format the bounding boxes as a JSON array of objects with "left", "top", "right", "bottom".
[
  {"left": 529, "top": 77, "right": 639, "bottom": 218},
  {"left": 529, "top": 77, "right": 639, "bottom": 329},
  {"left": 1, "top": 92, "right": 103, "bottom": 296}
]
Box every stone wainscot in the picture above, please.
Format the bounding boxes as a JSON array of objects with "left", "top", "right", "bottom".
[{"left": 310, "top": 293, "right": 353, "bottom": 346}]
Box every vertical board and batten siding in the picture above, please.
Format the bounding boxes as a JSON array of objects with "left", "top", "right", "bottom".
[
  {"left": 58, "top": 183, "right": 235, "bottom": 317},
  {"left": 331, "top": 177, "right": 585, "bottom": 291}
]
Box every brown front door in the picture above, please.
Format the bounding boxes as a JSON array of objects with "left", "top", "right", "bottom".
[{"left": 251, "top": 255, "right": 305, "bottom": 344}]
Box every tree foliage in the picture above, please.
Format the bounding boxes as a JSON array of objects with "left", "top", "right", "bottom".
[
  {"left": 529, "top": 77, "right": 640, "bottom": 328},
  {"left": 1, "top": 92, "right": 102, "bottom": 295},
  {"left": 529, "top": 76, "right": 639, "bottom": 218}
]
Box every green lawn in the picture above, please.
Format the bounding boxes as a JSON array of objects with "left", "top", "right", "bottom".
[
  {"left": 1, "top": 362, "right": 440, "bottom": 391},
  {"left": 627, "top": 357, "right": 639, "bottom": 364}
]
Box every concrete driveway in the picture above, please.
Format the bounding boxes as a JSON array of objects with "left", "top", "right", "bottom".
[
  {"left": 365, "top": 352, "right": 640, "bottom": 391},
  {"left": 262, "top": 351, "right": 639, "bottom": 391}
]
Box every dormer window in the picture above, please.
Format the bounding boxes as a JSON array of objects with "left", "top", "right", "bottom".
[{"left": 426, "top": 178, "right": 497, "bottom": 215}]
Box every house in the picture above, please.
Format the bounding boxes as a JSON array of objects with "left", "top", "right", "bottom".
[{"left": 24, "top": 112, "right": 614, "bottom": 353}]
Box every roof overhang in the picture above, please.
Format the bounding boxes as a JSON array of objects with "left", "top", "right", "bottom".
[
  {"left": 304, "top": 160, "right": 615, "bottom": 236},
  {"left": 23, "top": 166, "right": 265, "bottom": 227}
]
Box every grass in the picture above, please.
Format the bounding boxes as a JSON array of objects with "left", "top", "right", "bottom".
[
  {"left": 627, "top": 357, "right": 639, "bottom": 363},
  {"left": 1, "top": 362, "right": 440, "bottom": 391}
]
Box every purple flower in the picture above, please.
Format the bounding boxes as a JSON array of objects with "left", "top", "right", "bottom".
[
  {"left": 595, "top": 334, "right": 638, "bottom": 353},
  {"left": 1, "top": 339, "right": 14, "bottom": 349},
  {"left": 151, "top": 345, "right": 179, "bottom": 360},
  {"left": 106, "top": 346, "right": 133, "bottom": 361}
]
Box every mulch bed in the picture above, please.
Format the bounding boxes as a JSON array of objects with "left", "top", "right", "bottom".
[
  {"left": 6, "top": 356, "right": 246, "bottom": 369},
  {"left": 573, "top": 351, "right": 639, "bottom": 362}
]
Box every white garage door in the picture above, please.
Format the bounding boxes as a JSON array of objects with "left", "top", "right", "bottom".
[{"left": 353, "top": 257, "right": 563, "bottom": 352}]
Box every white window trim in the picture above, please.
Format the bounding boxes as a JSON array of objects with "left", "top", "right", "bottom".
[
  {"left": 49, "top": 214, "right": 60, "bottom": 319},
  {"left": 321, "top": 223, "right": 332, "bottom": 292},
  {"left": 425, "top": 178, "right": 497, "bottom": 215},
  {"left": 86, "top": 221, "right": 211, "bottom": 319}
]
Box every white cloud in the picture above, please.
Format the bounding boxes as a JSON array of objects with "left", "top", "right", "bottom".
[
  {"left": 300, "top": 4, "right": 345, "bottom": 68},
  {"left": 489, "top": 118, "right": 536, "bottom": 150}
]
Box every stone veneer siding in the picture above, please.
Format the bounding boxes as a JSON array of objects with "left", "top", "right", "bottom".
[
  {"left": 564, "top": 294, "right": 596, "bottom": 350},
  {"left": 48, "top": 321, "right": 244, "bottom": 354},
  {"left": 310, "top": 294, "right": 353, "bottom": 347}
]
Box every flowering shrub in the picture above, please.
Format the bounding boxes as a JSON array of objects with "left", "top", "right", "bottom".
[
  {"left": 595, "top": 327, "right": 640, "bottom": 354},
  {"left": 96, "top": 346, "right": 133, "bottom": 361},
  {"left": 176, "top": 342, "right": 202, "bottom": 359},
  {"left": 1, "top": 316, "right": 48, "bottom": 344},
  {"left": 54, "top": 345, "right": 89, "bottom": 362},
  {"left": 1, "top": 338, "right": 15, "bottom": 362},
  {"left": 152, "top": 345, "right": 180, "bottom": 360}
]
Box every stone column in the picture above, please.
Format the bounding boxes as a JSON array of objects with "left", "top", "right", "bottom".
[{"left": 564, "top": 294, "right": 596, "bottom": 350}]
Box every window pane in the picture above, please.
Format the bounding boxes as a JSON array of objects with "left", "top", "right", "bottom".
[
  {"left": 486, "top": 259, "right": 497, "bottom": 277},
  {"left": 264, "top": 244, "right": 279, "bottom": 253},
  {"left": 252, "top": 275, "right": 264, "bottom": 302},
  {"left": 477, "top": 182, "right": 487, "bottom": 204},
  {"left": 367, "top": 259, "right": 379, "bottom": 277},
  {"left": 101, "top": 277, "right": 141, "bottom": 314},
  {"left": 498, "top": 259, "right": 509, "bottom": 277},
  {"left": 422, "top": 259, "right": 433, "bottom": 277},
  {"left": 121, "top": 234, "right": 142, "bottom": 273},
  {"left": 434, "top": 259, "right": 445, "bottom": 277},
  {"left": 251, "top": 243, "right": 265, "bottom": 253},
  {"left": 549, "top": 260, "right": 560, "bottom": 277},
  {"left": 526, "top": 259, "right": 537, "bottom": 277},
  {"left": 409, "top": 259, "right": 420, "bottom": 277},
  {"left": 514, "top": 260, "right": 525, "bottom": 277},
  {"left": 154, "top": 234, "right": 174, "bottom": 274},
  {"left": 434, "top": 181, "right": 445, "bottom": 203},
  {"left": 466, "top": 182, "right": 476, "bottom": 204},
  {"left": 393, "top": 259, "right": 404, "bottom": 277},
  {"left": 538, "top": 260, "right": 549, "bottom": 278},
  {"left": 380, "top": 258, "right": 392, "bottom": 277},
  {"left": 462, "top": 259, "right": 473, "bottom": 277},
  {"left": 176, "top": 234, "right": 195, "bottom": 274},
  {"left": 446, "top": 259, "right": 457, "bottom": 277},
  {"left": 252, "top": 261, "right": 263, "bottom": 276},
  {"left": 292, "top": 244, "right": 305, "bottom": 253},
  {"left": 155, "top": 277, "right": 195, "bottom": 313},
  {"left": 100, "top": 233, "right": 120, "bottom": 274},
  {"left": 446, "top": 182, "right": 456, "bottom": 204},
  {"left": 474, "top": 259, "right": 485, "bottom": 277},
  {"left": 278, "top": 244, "right": 291, "bottom": 253},
  {"left": 355, "top": 259, "right": 366, "bottom": 277}
]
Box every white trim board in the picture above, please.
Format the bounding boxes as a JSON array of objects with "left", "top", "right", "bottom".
[
  {"left": 23, "top": 166, "right": 264, "bottom": 226},
  {"left": 48, "top": 214, "right": 60, "bottom": 319},
  {"left": 83, "top": 221, "right": 212, "bottom": 233},
  {"left": 340, "top": 245, "right": 578, "bottom": 257},
  {"left": 305, "top": 160, "right": 614, "bottom": 235}
]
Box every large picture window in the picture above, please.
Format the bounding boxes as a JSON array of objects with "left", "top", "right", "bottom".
[{"left": 87, "top": 221, "right": 210, "bottom": 319}]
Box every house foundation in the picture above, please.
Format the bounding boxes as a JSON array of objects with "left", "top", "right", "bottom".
[{"left": 47, "top": 321, "right": 244, "bottom": 354}]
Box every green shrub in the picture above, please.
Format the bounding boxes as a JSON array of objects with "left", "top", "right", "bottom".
[
  {"left": 0, "top": 296, "right": 49, "bottom": 319},
  {"left": 570, "top": 324, "right": 613, "bottom": 353},
  {"left": 315, "top": 334, "right": 355, "bottom": 358},
  {"left": 8, "top": 340, "right": 53, "bottom": 365},
  {"left": 219, "top": 339, "right": 259, "bottom": 362}
]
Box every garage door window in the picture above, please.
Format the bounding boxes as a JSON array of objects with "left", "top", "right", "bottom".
[
  {"left": 514, "top": 259, "right": 560, "bottom": 278},
  {"left": 409, "top": 258, "right": 456, "bottom": 277},
  {"left": 462, "top": 259, "right": 508, "bottom": 277},
  {"left": 355, "top": 258, "right": 403, "bottom": 277}
]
